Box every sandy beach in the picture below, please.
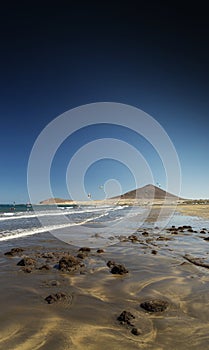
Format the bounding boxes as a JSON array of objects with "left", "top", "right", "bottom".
[
  {"left": 176, "top": 203, "right": 209, "bottom": 219},
  {"left": 1, "top": 204, "right": 209, "bottom": 349}
]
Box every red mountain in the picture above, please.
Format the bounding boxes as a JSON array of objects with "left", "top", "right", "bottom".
[{"left": 112, "top": 184, "right": 180, "bottom": 200}]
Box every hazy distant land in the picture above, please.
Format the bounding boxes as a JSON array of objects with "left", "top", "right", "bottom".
[
  {"left": 40, "top": 184, "right": 209, "bottom": 219},
  {"left": 40, "top": 184, "right": 180, "bottom": 204}
]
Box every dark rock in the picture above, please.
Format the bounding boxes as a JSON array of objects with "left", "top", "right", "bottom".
[
  {"left": 55, "top": 292, "right": 67, "bottom": 300},
  {"left": 131, "top": 327, "right": 141, "bottom": 336},
  {"left": 146, "top": 238, "right": 153, "bottom": 244},
  {"left": 171, "top": 230, "right": 178, "bottom": 235},
  {"left": 204, "top": 237, "right": 209, "bottom": 241},
  {"left": 78, "top": 247, "right": 91, "bottom": 252},
  {"left": 22, "top": 267, "right": 32, "bottom": 273},
  {"left": 167, "top": 226, "right": 178, "bottom": 232},
  {"left": 97, "top": 249, "right": 104, "bottom": 253},
  {"left": 107, "top": 260, "right": 115, "bottom": 268},
  {"left": 39, "top": 264, "right": 50, "bottom": 270},
  {"left": 77, "top": 252, "right": 86, "bottom": 259},
  {"left": 151, "top": 250, "right": 157, "bottom": 255},
  {"left": 45, "top": 292, "right": 67, "bottom": 304},
  {"left": 4, "top": 247, "right": 24, "bottom": 256},
  {"left": 118, "top": 235, "right": 127, "bottom": 241},
  {"left": 140, "top": 299, "right": 169, "bottom": 312},
  {"left": 58, "top": 255, "right": 81, "bottom": 272},
  {"left": 41, "top": 252, "right": 54, "bottom": 259},
  {"left": 119, "top": 236, "right": 129, "bottom": 242},
  {"left": 142, "top": 231, "right": 149, "bottom": 236},
  {"left": 107, "top": 260, "right": 128, "bottom": 274},
  {"left": 17, "top": 257, "right": 36, "bottom": 266},
  {"left": 177, "top": 226, "right": 184, "bottom": 231},
  {"left": 157, "top": 236, "right": 171, "bottom": 241},
  {"left": 200, "top": 230, "right": 206, "bottom": 234},
  {"left": 117, "top": 310, "right": 135, "bottom": 326},
  {"left": 45, "top": 294, "right": 57, "bottom": 304},
  {"left": 128, "top": 234, "right": 138, "bottom": 242},
  {"left": 4, "top": 252, "right": 14, "bottom": 257},
  {"left": 111, "top": 265, "right": 128, "bottom": 275}
]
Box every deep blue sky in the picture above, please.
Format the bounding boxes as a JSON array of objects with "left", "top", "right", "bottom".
[{"left": 0, "top": 2, "right": 209, "bottom": 203}]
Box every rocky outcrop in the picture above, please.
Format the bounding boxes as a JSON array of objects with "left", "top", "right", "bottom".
[
  {"left": 4, "top": 248, "right": 24, "bottom": 256},
  {"left": 58, "top": 255, "right": 83, "bottom": 272},
  {"left": 45, "top": 292, "right": 67, "bottom": 304},
  {"left": 107, "top": 260, "right": 129, "bottom": 275},
  {"left": 140, "top": 299, "right": 169, "bottom": 312}
]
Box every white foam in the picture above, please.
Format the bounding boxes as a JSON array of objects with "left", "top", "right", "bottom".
[
  {"left": 0, "top": 204, "right": 124, "bottom": 222},
  {"left": 2, "top": 212, "right": 16, "bottom": 216},
  {"left": 0, "top": 211, "right": 111, "bottom": 241}
]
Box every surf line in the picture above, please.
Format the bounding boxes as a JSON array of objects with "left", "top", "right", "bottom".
[
  {"left": 0, "top": 206, "right": 114, "bottom": 222},
  {"left": 0, "top": 212, "right": 110, "bottom": 241}
]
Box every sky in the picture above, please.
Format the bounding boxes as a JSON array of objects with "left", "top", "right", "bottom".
[{"left": 0, "top": 1, "right": 209, "bottom": 203}]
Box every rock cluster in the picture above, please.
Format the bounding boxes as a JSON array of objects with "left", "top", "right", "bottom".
[
  {"left": 117, "top": 310, "right": 141, "bottom": 336},
  {"left": 45, "top": 292, "right": 67, "bottom": 304},
  {"left": 107, "top": 260, "right": 129, "bottom": 275},
  {"left": 140, "top": 299, "right": 169, "bottom": 312},
  {"left": 4, "top": 247, "right": 24, "bottom": 256},
  {"left": 58, "top": 255, "right": 83, "bottom": 272}
]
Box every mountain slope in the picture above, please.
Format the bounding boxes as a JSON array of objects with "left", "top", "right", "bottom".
[
  {"left": 40, "top": 198, "right": 73, "bottom": 204},
  {"left": 112, "top": 184, "right": 180, "bottom": 200}
]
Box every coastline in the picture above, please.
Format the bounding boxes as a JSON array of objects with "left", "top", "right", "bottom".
[
  {"left": 1, "top": 208, "right": 209, "bottom": 349},
  {"left": 39, "top": 198, "right": 209, "bottom": 220},
  {"left": 176, "top": 203, "right": 209, "bottom": 219}
]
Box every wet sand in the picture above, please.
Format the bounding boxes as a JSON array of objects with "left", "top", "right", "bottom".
[
  {"left": 1, "top": 213, "right": 209, "bottom": 349},
  {"left": 177, "top": 203, "right": 209, "bottom": 219}
]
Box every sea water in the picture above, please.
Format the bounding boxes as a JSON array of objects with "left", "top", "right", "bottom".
[
  {"left": 0, "top": 204, "right": 139, "bottom": 243},
  {"left": 0, "top": 203, "right": 209, "bottom": 248}
]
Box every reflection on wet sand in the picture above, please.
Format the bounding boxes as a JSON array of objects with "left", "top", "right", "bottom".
[{"left": 1, "top": 215, "right": 209, "bottom": 349}]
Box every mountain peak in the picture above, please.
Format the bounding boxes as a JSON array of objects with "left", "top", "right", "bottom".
[{"left": 112, "top": 184, "right": 180, "bottom": 200}]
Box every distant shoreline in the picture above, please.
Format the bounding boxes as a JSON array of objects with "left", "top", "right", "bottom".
[
  {"left": 1, "top": 200, "right": 209, "bottom": 219},
  {"left": 39, "top": 198, "right": 182, "bottom": 206},
  {"left": 38, "top": 199, "right": 209, "bottom": 220}
]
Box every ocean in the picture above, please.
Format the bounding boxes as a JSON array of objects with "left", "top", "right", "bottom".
[
  {"left": 1, "top": 203, "right": 209, "bottom": 251},
  {"left": 0, "top": 204, "right": 143, "bottom": 245}
]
